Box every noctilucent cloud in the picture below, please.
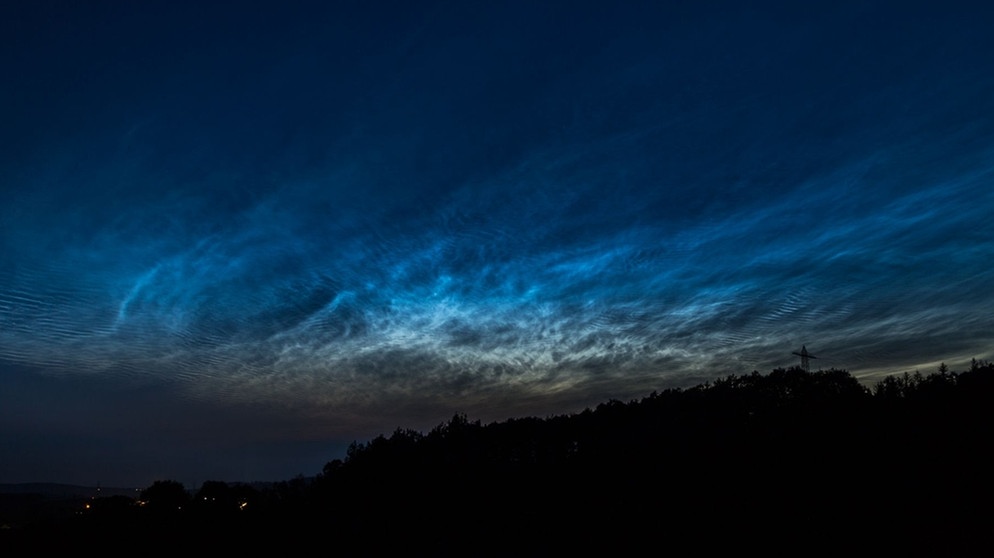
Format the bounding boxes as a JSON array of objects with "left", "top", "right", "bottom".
[{"left": 3, "top": 1, "right": 994, "bottom": 487}]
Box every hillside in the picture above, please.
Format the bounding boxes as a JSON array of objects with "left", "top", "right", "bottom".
[{"left": 3, "top": 362, "right": 992, "bottom": 554}]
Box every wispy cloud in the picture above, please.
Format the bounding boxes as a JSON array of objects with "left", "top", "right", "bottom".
[{"left": 2, "top": 2, "right": 994, "bottom": 486}]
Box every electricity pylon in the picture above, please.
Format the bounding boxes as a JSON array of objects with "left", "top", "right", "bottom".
[{"left": 792, "top": 345, "right": 818, "bottom": 371}]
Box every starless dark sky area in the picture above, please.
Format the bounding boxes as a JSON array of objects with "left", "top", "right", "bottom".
[{"left": 2, "top": 0, "right": 994, "bottom": 488}]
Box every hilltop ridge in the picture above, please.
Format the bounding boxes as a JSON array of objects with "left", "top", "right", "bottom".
[{"left": 3, "top": 362, "right": 992, "bottom": 554}]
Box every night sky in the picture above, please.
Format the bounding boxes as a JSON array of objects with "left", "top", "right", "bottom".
[{"left": 3, "top": 1, "right": 994, "bottom": 488}]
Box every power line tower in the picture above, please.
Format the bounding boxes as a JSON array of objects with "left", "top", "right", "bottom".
[{"left": 792, "top": 345, "right": 818, "bottom": 371}]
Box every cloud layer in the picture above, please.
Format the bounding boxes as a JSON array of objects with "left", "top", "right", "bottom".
[{"left": 2, "top": 1, "right": 994, "bottom": 486}]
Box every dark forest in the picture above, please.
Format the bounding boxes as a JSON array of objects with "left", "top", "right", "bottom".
[{"left": 3, "top": 360, "right": 992, "bottom": 555}]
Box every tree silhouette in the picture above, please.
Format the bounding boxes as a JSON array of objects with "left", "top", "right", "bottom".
[
  {"left": 139, "top": 480, "right": 189, "bottom": 514},
  {"left": 6, "top": 361, "right": 991, "bottom": 554}
]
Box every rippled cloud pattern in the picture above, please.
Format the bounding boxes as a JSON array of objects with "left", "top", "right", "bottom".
[{"left": 2, "top": 1, "right": 994, "bottom": 485}]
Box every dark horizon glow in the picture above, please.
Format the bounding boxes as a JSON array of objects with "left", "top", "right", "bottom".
[{"left": 3, "top": 1, "right": 994, "bottom": 488}]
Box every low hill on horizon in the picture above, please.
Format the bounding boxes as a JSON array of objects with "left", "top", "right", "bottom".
[{"left": 0, "top": 483, "right": 139, "bottom": 499}]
